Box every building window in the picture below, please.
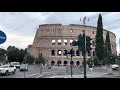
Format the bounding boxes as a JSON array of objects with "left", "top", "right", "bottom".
[
  {"left": 58, "top": 39, "right": 62, "bottom": 45},
  {"left": 52, "top": 40, "right": 55, "bottom": 45},
  {"left": 63, "top": 39, "right": 67, "bottom": 45},
  {"left": 57, "top": 50, "right": 62, "bottom": 56},
  {"left": 51, "top": 50, "right": 55, "bottom": 56},
  {"left": 70, "top": 40, "right": 73, "bottom": 45},
  {"left": 70, "top": 29, "right": 73, "bottom": 32},
  {"left": 93, "top": 31, "right": 94, "bottom": 34}
]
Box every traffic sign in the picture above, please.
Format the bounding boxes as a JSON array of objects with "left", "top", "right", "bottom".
[
  {"left": 0, "top": 30, "right": 7, "bottom": 44},
  {"left": 25, "top": 48, "right": 29, "bottom": 54}
]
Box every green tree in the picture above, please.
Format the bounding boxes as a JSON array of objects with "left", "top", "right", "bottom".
[
  {"left": 19, "top": 49, "right": 25, "bottom": 64},
  {"left": 37, "top": 53, "right": 45, "bottom": 65},
  {"left": 26, "top": 54, "right": 35, "bottom": 65},
  {"left": 7, "top": 46, "right": 25, "bottom": 63},
  {"left": 0, "top": 48, "right": 6, "bottom": 63},
  {"left": 105, "top": 31, "right": 112, "bottom": 64},
  {"left": 95, "top": 13, "right": 105, "bottom": 62}
]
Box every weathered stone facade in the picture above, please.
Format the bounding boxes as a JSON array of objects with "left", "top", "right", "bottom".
[{"left": 28, "top": 24, "right": 116, "bottom": 66}]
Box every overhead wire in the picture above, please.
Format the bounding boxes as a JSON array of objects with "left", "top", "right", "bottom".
[{"left": 7, "top": 12, "right": 50, "bottom": 33}]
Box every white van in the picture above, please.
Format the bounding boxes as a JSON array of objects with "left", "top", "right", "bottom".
[
  {"left": 10, "top": 62, "right": 20, "bottom": 69},
  {"left": 19, "top": 64, "right": 28, "bottom": 71}
]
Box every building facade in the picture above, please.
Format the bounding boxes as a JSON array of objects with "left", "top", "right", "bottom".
[{"left": 28, "top": 24, "right": 116, "bottom": 66}]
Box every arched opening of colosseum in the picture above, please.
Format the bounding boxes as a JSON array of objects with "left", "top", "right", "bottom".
[
  {"left": 92, "top": 41, "right": 95, "bottom": 46},
  {"left": 76, "top": 50, "right": 80, "bottom": 56},
  {"left": 76, "top": 61, "right": 80, "bottom": 66},
  {"left": 51, "top": 61, "right": 55, "bottom": 66},
  {"left": 51, "top": 50, "right": 55, "bottom": 56},
  {"left": 70, "top": 61, "right": 74, "bottom": 66},
  {"left": 63, "top": 39, "right": 67, "bottom": 45},
  {"left": 57, "top": 60, "right": 61, "bottom": 66},
  {"left": 63, "top": 61, "right": 67, "bottom": 66},
  {"left": 58, "top": 39, "right": 62, "bottom": 45},
  {"left": 52, "top": 40, "right": 55, "bottom": 45},
  {"left": 70, "top": 40, "right": 73, "bottom": 45},
  {"left": 63, "top": 50, "right": 68, "bottom": 56},
  {"left": 57, "top": 50, "right": 62, "bottom": 56}
]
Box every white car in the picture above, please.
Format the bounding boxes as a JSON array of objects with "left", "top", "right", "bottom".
[
  {"left": 0, "top": 65, "right": 16, "bottom": 75},
  {"left": 110, "top": 64, "right": 119, "bottom": 70},
  {"left": 10, "top": 62, "right": 20, "bottom": 69},
  {"left": 19, "top": 64, "right": 28, "bottom": 71}
]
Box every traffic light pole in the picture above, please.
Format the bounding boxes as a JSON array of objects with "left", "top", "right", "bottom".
[
  {"left": 71, "top": 54, "right": 72, "bottom": 77},
  {"left": 70, "top": 48, "right": 73, "bottom": 77},
  {"left": 83, "top": 32, "right": 87, "bottom": 78}
]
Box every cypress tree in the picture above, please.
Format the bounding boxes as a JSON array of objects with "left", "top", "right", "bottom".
[
  {"left": 105, "top": 31, "right": 112, "bottom": 63},
  {"left": 95, "top": 14, "right": 105, "bottom": 61}
]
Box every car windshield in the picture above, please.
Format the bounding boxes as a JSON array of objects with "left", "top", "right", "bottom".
[
  {"left": 13, "top": 63, "right": 20, "bottom": 65},
  {"left": 0, "top": 66, "right": 8, "bottom": 68}
]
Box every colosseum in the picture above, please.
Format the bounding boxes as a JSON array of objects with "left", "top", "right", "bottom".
[{"left": 28, "top": 24, "right": 116, "bottom": 66}]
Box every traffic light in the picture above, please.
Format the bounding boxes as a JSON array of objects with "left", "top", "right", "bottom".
[
  {"left": 25, "top": 48, "right": 28, "bottom": 55},
  {"left": 64, "top": 50, "right": 68, "bottom": 56},
  {"left": 70, "top": 48, "right": 75, "bottom": 57},
  {"left": 78, "top": 34, "right": 84, "bottom": 51},
  {"left": 72, "top": 50, "right": 75, "bottom": 56},
  {"left": 86, "top": 36, "right": 92, "bottom": 51}
]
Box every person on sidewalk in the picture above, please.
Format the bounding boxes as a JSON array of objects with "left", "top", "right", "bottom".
[{"left": 89, "top": 61, "right": 93, "bottom": 74}]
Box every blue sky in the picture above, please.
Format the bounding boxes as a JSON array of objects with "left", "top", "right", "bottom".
[{"left": 0, "top": 12, "right": 120, "bottom": 53}]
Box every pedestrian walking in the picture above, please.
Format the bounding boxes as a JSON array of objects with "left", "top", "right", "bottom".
[
  {"left": 48, "top": 65, "right": 51, "bottom": 69},
  {"left": 89, "top": 62, "right": 93, "bottom": 74}
]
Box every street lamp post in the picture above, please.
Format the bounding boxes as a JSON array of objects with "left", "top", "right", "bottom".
[{"left": 80, "top": 16, "right": 89, "bottom": 78}]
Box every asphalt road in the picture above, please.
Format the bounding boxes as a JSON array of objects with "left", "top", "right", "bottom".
[
  {"left": 0, "top": 65, "right": 66, "bottom": 78},
  {"left": 0, "top": 65, "right": 120, "bottom": 78}
]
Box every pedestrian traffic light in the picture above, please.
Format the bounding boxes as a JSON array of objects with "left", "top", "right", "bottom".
[
  {"left": 86, "top": 36, "right": 92, "bottom": 51},
  {"left": 70, "top": 48, "right": 75, "bottom": 57}
]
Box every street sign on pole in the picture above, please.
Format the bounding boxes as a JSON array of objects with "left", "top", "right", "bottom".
[{"left": 0, "top": 30, "right": 7, "bottom": 44}]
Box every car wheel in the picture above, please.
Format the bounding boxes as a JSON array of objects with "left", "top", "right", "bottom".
[
  {"left": 13, "top": 70, "right": 16, "bottom": 74},
  {"left": 5, "top": 70, "right": 8, "bottom": 75}
]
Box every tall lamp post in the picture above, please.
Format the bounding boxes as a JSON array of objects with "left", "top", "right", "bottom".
[{"left": 80, "top": 16, "right": 89, "bottom": 78}]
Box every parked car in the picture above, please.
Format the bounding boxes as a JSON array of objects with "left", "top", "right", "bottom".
[
  {"left": 0, "top": 65, "right": 16, "bottom": 75},
  {"left": 10, "top": 62, "right": 20, "bottom": 69},
  {"left": 110, "top": 64, "right": 119, "bottom": 70},
  {"left": 19, "top": 64, "right": 28, "bottom": 71}
]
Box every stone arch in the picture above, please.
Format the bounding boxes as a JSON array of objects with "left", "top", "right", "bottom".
[
  {"left": 76, "top": 50, "right": 80, "bottom": 56},
  {"left": 51, "top": 50, "right": 55, "bottom": 56},
  {"left": 76, "top": 61, "right": 80, "bottom": 66},
  {"left": 64, "top": 61, "right": 68, "bottom": 65},
  {"left": 57, "top": 50, "right": 62, "bottom": 56},
  {"left": 63, "top": 50, "right": 68, "bottom": 56},
  {"left": 51, "top": 61, "right": 55, "bottom": 65},
  {"left": 58, "top": 39, "right": 62, "bottom": 45}
]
